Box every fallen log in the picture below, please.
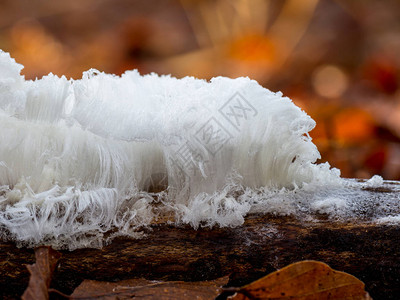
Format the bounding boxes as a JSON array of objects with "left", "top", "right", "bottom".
[{"left": 1, "top": 187, "right": 400, "bottom": 300}]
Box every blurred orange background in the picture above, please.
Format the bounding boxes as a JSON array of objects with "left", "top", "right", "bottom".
[{"left": 1, "top": 0, "right": 399, "bottom": 179}]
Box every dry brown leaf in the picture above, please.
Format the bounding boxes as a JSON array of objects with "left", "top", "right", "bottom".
[
  {"left": 71, "top": 276, "right": 229, "bottom": 300},
  {"left": 229, "top": 260, "right": 371, "bottom": 300},
  {"left": 22, "top": 246, "right": 62, "bottom": 300}
]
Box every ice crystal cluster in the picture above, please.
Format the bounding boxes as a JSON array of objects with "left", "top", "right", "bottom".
[{"left": 0, "top": 50, "right": 399, "bottom": 250}]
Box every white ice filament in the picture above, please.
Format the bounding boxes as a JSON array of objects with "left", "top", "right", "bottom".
[{"left": 0, "top": 50, "right": 399, "bottom": 249}]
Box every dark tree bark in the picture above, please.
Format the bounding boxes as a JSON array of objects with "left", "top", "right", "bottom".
[{"left": 1, "top": 205, "right": 400, "bottom": 299}]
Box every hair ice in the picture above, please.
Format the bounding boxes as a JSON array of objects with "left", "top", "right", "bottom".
[{"left": 0, "top": 50, "right": 398, "bottom": 250}]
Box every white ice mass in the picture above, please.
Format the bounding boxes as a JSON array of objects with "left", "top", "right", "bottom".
[{"left": 0, "top": 50, "right": 399, "bottom": 249}]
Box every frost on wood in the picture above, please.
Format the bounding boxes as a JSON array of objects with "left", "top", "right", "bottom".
[{"left": 0, "top": 50, "right": 399, "bottom": 250}]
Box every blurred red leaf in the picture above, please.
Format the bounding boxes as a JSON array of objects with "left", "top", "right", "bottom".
[
  {"left": 228, "top": 34, "right": 276, "bottom": 63},
  {"left": 334, "top": 108, "right": 376, "bottom": 145},
  {"left": 363, "top": 57, "right": 399, "bottom": 94},
  {"left": 364, "top": 144, "right": 388, "bottom": 174}
]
